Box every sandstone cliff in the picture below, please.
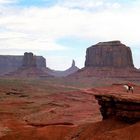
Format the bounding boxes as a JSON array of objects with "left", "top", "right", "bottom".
[
  {"left": 94, "top": 92, "right": 140, "bottom": 123},
  {"left": 71, "top": 41, "right": 140, "bottom": 79},
  {"left": 85, "top": 41, "right": 134, "bottom": 68},
  {"left": 0, "top": 54, "right": 46, "bottom": 75},
  {"left": 22, "top": 52, "right": 37, "bottom": 68},
  {"left": 4, "top": 52, "right": 50, "bottom": 77}
]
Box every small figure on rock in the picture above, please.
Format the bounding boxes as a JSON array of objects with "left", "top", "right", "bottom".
[{"left": 123, "top": 84, "right": 134, "bottom": 93}]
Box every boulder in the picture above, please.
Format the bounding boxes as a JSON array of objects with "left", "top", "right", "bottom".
[{"left": 85, "top": 41, "right": 134, "bottom": 68}]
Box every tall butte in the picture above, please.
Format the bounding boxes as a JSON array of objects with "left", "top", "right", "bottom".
[
  {"left": 5, "top": 52, "right": 49, "bottom": 77},
  {"left": 22, "top": 52, "right": 37, "bottom": 68},
  {"left": 85, "top": 40, "right": 134, "bottom": 68},
  {"left": 71, "top": 41, "right": 140, "bottom": 79}
]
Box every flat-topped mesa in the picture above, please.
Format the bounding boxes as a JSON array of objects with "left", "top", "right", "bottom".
[
  {"left": 22, "top": 52, "right": 37, "bottom": 68},
  {"left": 85, "top": 41, "right": 134, "bottom": 68},
  {"left": 96, "top": 40, "right": 122, "bottom": 46},
  {"left": 0, "top": 54, "right": 46, "bottom": 75}
]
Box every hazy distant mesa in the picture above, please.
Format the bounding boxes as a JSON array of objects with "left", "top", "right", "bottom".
[
  {"left": 0, "top": 40, "right": 140, "bottom": 78},
  {"left": 0, "top": 52, "right": 79, "bottom": 77}
]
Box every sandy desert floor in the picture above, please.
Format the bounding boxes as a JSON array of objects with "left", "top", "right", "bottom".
[{"left": 0, "top": 77, "right": 140, "bottom": 140}]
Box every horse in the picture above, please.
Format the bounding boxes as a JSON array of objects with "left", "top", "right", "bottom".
[{"left": 123, "top": 85, "right": 134, "bottom": 93}]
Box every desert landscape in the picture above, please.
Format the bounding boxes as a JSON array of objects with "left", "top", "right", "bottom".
[
  {"left": 0, "top": 41, "right": 140, "bottom": 140},
  {"left": 0, "top": 0, "right": 140, "bottom": 139},
  {"left": 0, "top": 77, "right": 140, "bottom": 140}
]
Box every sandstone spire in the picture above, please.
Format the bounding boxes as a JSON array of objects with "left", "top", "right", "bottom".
[{"left": 72, "top": 60, "right": 75, "bottom": 67}]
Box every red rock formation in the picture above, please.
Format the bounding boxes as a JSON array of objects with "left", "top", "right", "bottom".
[
  {"left": 94, "top": 93, "right": 140, "bottom": 123},
  {"left": 1, "top": 82, "right": 140, "bottom": 140},
  {"left": 0, "top": 55, "right": 46, "bottom": 75},
  {"left": 71, "top": 41, "right": 140, "bottom": 79},
  {"left": 22, "top": 52, "right": 36, "bottom": 68},
  {"left": 46, "top": 60, "right": 79, "bottom": 77},
  {"left": 4, "top": 52, "right": 50, "bottom": 77},
  {"left": 85, "top": 41, "right": 134, "bottom": 68}
]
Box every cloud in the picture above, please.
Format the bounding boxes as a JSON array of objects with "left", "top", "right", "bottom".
[
  {"left": 0, "top": 0, "right": 140, "bottom": 69},
  {"left": 58, "top": 0, "right": 121, "bottom": 10},
  {"left": 0, "top": 0, "right": 17, "bottom": 4},
  {"left": 1, "top": 1, "right": 140, "bottom": 43},
  {"left": 0, "top": 31, "right": 68, "bottom": 54},
  {"left": 2, "top": 2, "right": 139, "bottom": 44}
]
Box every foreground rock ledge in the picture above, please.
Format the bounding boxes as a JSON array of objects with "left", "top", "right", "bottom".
[{"left": 94, "top": 93, "right": 140, "bottom": 123}]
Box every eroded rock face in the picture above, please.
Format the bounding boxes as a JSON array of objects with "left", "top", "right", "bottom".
[
  {"left": 22, "top": 52, "right": 36, "bottom": 68},
  {"left": 85, "top": 41, "right": 134, "bottom": 68},
  {"left": 0, "top": 54, "right": 46, "bottom": 75},
  {"left": 95, "top": 93, "right": 140, "bottom": 123}
]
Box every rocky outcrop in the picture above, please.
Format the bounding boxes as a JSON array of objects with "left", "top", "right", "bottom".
[
  {"left": 2, "top": 52, "right": 50, "bottom": 77},
  {"left": 46, "top": 60, "right": 79, "bottom": 77},
  {"left": 0, "top": 54, "right": 46, "bottom": 75},
  {"left": 0, "top": 55, "right": 22, "bottom": 75},
  {"left": 94, "top": 93, "right": 140, "bottom": 123},
  {"left": 71, "top": 41, "right": 140, "bottom": 79},
  {"left": 71, "top": 66, "right": 140, "bottom": 79},
  {"left": 85, "top": 41, "right": 134, "bottom": 68},
  {"left": 22, "top": 52, "right": 37, "bottom": 68},
  {"left": 36, "top": 56, "right": 46, "bottom": 68},
  {"left": 72, "top": 60, "right": 75, "bottom": 67}
]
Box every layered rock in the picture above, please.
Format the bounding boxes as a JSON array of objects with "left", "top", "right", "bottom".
[
  {"left": 85, "top": 41, "right": 134, "bottom": 68},
  {"left": 71, "top": 41, "right": 140, "bottom": 79},
  {"left": 3, "top": 52, "right": 50, "bottom": 77},
  {"left": 22, "top": 52, "right": 37, "bottom": 68},
  {"left": 72, "top": 66, "right": 140, "bottom": 79},
  {"left": 94, "top": 93, "right": 140, "bottom": 123},
  {"left": 0, "top": 56, "right": 23, "bottom": 75},
  {"left": 0, "top": 54, "right": 46, "bottom": 75}
]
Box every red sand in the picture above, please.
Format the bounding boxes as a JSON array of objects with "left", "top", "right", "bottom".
[{"left": 0, "top": 82, "right": 140, "bottom": 140}]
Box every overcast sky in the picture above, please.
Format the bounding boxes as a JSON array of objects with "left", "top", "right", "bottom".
[{"left": 0, "top": 0, "right": 140, "bottom": 70}]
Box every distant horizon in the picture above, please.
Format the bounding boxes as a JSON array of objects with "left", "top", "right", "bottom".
[
  {"left": 0, "top": 0, "right": 140, "bottom": 70},
  {"left": 0, "top": 39, "right": 139, "bottom": 71}
]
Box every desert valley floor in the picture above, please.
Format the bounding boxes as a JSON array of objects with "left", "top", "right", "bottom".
[{"left": 0, "top": 77, "right": 140, "bottom": 140}]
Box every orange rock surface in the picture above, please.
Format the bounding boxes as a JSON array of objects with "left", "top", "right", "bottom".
[{"left": 0, "top": 79, "right": 140, "bottom": 140}]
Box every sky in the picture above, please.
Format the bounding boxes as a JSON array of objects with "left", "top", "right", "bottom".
[{"left": 0, "top": 0, "right": 140, "bottom": 70}]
